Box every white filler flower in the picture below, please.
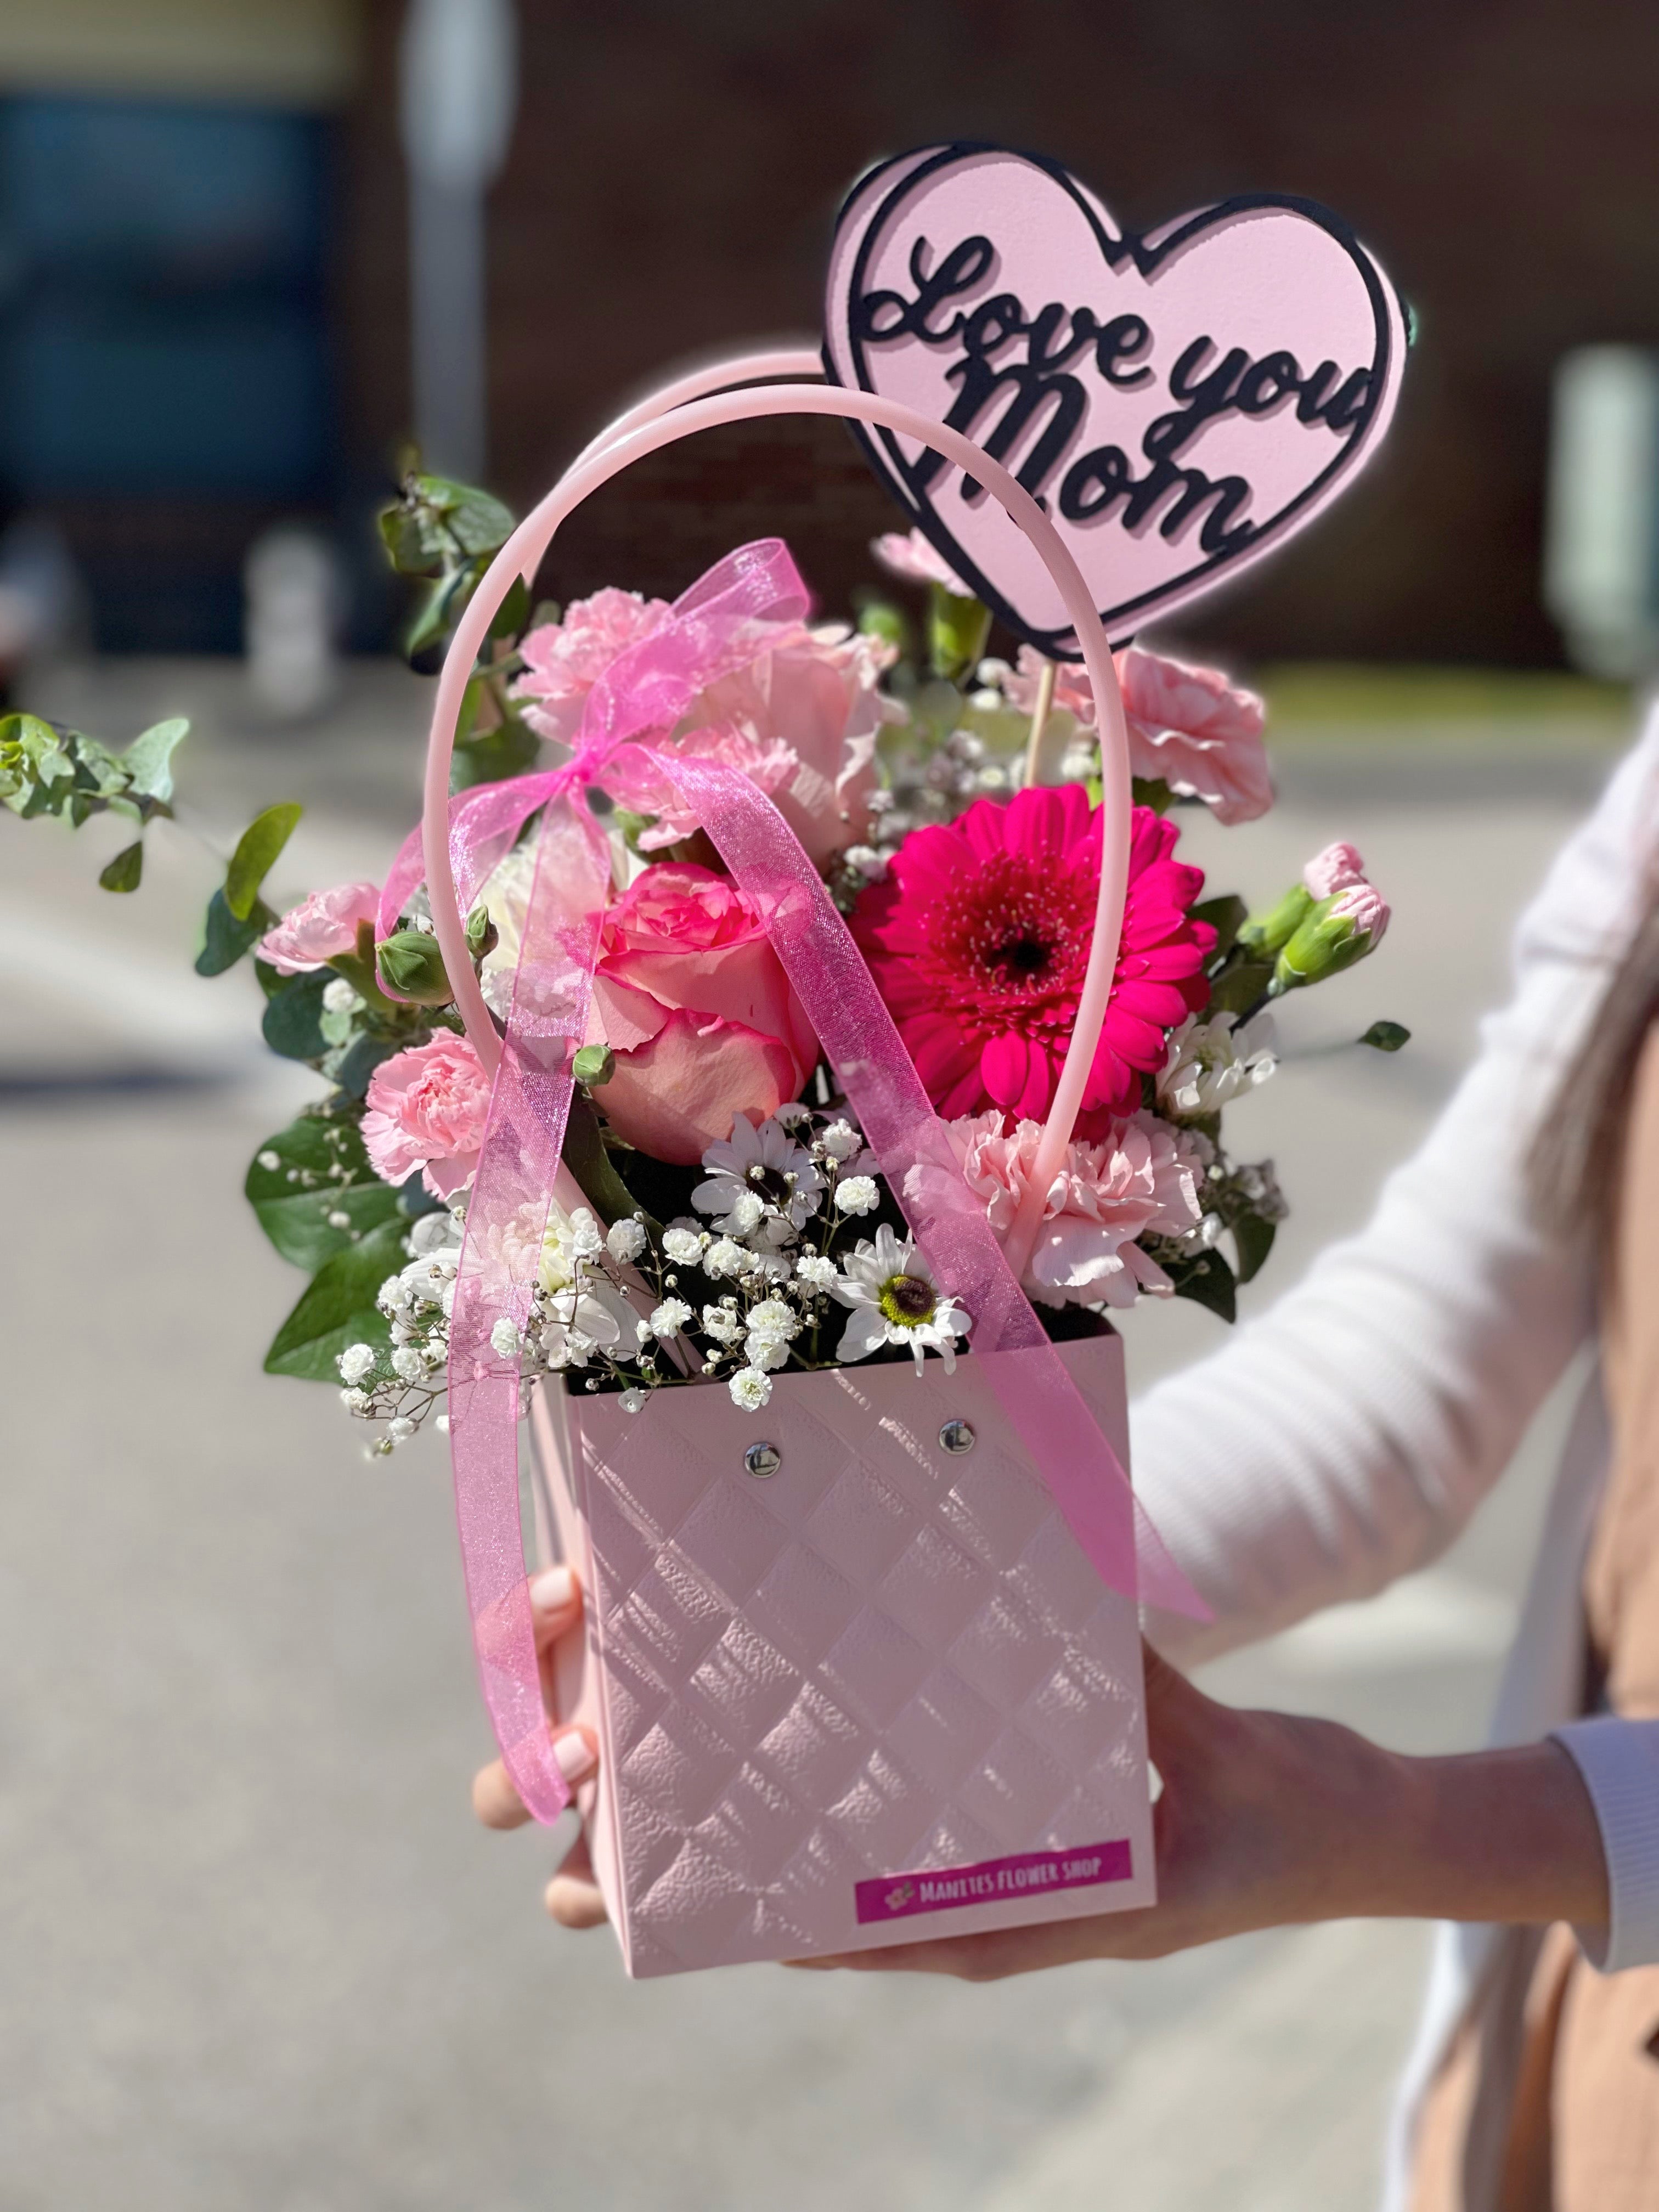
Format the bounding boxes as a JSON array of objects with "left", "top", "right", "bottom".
[
  {"left": 831, "top": 1226, "right": 970, "bottom": 1373},
  {"left": 728, "top": 1365, "right": 774, "bottom": 1410},
  {"left": 693, "top": 1115, "right": 823, "bottom": 1242},
  {"left": 1157, "top": 1011, "right": 1278, "bottom": 1118}
]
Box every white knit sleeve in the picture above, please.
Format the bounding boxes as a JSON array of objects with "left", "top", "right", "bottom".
[
  {"left": 1134, "top": 719, "right": 1659, "bottom": 1666},
  {"left": 1550, "top": 1717, "right": 1659, "bottom": 1970}
]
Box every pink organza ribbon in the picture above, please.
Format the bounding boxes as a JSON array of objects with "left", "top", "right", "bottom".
[{"left": 436, "top": 543, "right": 1206, "bottom": 1824}]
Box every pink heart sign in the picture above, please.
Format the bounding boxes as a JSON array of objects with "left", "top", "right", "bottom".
[{"left": 822, "top": 143, "right": 1409, "bottom": 653}]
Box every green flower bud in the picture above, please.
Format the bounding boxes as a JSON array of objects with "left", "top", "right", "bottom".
[
  {"left": 927, "top": 581, "right": 992, "bottom": 684},
  {"left": 375, "top": 928, "right": 454, "bottom": 1006},
  {"left": 1272, "top": 882, "right": 1389, "bottom": 992},
  {"left": 464, "top": 902, "right": 498, "bottom": 960},
  {"left": 1238, "top": 882, "right": 1314, "bottom": 957},
  {"left": 571, "top": 1043, "right": 615, "bottom": 1088}
]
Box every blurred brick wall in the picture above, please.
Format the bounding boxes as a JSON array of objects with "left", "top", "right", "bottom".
[{"left": 347, "top": 0, "right": 1659, "bottom": 666}]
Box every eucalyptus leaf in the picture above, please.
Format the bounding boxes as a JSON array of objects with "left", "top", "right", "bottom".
[
  {"left": 121, "top": 716, "right": 188, "bottom": 803},
  {"left": 246, "top": 1116, "right": 403, "bottom": 1270},
  {"left": 1192, "top": 893, "right": 1248, "bottom": 966},
  {"left": 263, "top": 1220, "right": 408, "bottom": 1380},
  {"left": 331, "top": 1031, "right": 401, "bottom": 1099},
  {"left": 98, "top": 840, "right": 144, "bottom": 893},
  {"left": 1166, "top": 1246, "right": 1238, "bottom": 1323},
  {"left": 261, "top": 972, "right": 330, "bottom": 1061},
  {"left": 225, "top": 803, "right": 303, "bottom": 920},
  {"left": 1359, "top": 1020, "right": 1411, "bottom": 1053},
  {"left": 196, "top": 887, "right": 273, "bottom": 976}
]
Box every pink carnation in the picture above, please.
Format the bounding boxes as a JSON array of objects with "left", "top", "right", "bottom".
[
  {"left": 257, "top": 881, "right": 381, "bottom": 975},
  {"left": 361, "top": 1031, "right": 493, "bottom": 1199},
  {"left": 1302, "top": 841, "right": 1368, "bottom": 899},
  {"left": 871, "top": 528, "right": 973, "bottom": 596},
  {"left": 853, "top": 783, "right": 1215, "bottom": 1126},
  {"left": 989, "top": 644, "right": 1271, "bottom": 826},
  {"left": 511, "top": 586, "right": 673, "bottom": 746},
  {"left": 1329, "top": 878, "right": 1390, "bottom": 945},
  {"left": 945, "top": 1109, "right": 1205, "bottom": 1308}
]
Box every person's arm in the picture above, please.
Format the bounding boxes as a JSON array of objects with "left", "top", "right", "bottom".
[
  {"left": 1133, "top": 724, "right": 1659, "bottom": 1666},
  {"left": 793, "top": 1645, "right": 1610, "bottom": 1979}
]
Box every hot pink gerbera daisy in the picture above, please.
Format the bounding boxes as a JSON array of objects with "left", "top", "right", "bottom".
[{"left": 854, "top": 785, "right": 1215, "bottom": 1124}]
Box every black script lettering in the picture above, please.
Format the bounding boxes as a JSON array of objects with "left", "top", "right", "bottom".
[
  {"left": 937, "top": 358, "right": 1088, "bottom": 504},
  {"left": 1144, "top": 338, "right": 1251, "bottom": 461},
  {"left": 1316, "top": 367, "right": 1372, "bottom": 433},
  {"left": 1059, "top": 442, "right": 1254, "bottom": 555},
  {"left": 1236, "top": 349, "right": 1304, "bottom": 415},
  {"left": 1090, "top": 311, "right": 1154, "bottom": 389},
  {"left": 854, "top": 234, "right": 994, "bottom": 345}
]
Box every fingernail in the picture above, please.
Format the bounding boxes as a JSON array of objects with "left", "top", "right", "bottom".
[
  {"left": 552, "top": 1729, "right": 596, "bottom": 1785},
  {"left": 530, "top": 1565, "right": 575, "bottom": 1613}
]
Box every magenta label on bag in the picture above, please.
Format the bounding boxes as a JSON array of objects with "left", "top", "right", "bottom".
[{"left": 855, "top": 1839, "right": 1133, "bottom": 1925}]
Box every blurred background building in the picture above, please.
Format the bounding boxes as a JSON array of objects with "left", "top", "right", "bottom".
[{"left": 4, "top": 1, "right": 1659, "bottom": 674}]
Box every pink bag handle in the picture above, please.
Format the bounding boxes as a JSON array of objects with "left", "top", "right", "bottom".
[{"left": 421, "top": 354, "right": 1135, "bottom": 1273}]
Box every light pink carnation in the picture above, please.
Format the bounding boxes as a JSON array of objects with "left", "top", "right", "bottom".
[
  {"left": 362, "top": 1031, "right": 493, "bottom": 1198},
  {"left": 1329, "top": 878, "right": 1390, "bottom": 944},
  {"left": 945, "top": 1108, "right": 1206, "bottom": 1308},
  {"left": 1302, "top": 841, "right": 1368, "bottom": 899},
  {"left": 871, "top": 528, "right": 973, "bottom": 595},
  {"left": 988, "top": 644, "right": 1271, "bottom": 826},
  {"left": 257, "top": 881, "right": 380, "bottom": 975},
  {"left": 511, "top": 586, "right": 673, "bottom": 746}
]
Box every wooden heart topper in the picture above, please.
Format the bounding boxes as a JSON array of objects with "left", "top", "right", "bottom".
[{"left": 823, "top": 144, "right": 1408, "bottom": 654}]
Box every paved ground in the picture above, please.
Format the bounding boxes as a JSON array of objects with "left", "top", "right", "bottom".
[{"left": 0, "top": 657, "right": 1634, "bottom": 2211}]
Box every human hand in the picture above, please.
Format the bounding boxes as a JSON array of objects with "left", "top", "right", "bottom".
[
  {"left": 788, "top": 1641, "right": 1607, "bottom": 1980},
  {"left": 470, "top": 1564, "right": 608, "bottom": 1930}
]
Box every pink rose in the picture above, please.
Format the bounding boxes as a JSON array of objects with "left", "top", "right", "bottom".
[
  {"left": 257, "top": 881, "right": 380, "bottom": 975},
  {"left": 944, "top": 1108, "right": 1205, "bottom": 1308},
  {"left": 589, "top": 863, "right": 819, "bottom": 1164},
  {"left": 871, "top": 528, "right": 972, "bottom": 595},
  {"left": 687, "top": 622, "right": 899, "bottom": 864},
  {"left": 1302, "top": 840, "right": 1368, "bottom": 899},
  {"left": 988, "top": 644, "right": 1271, "bottom": 826},
  {"left": 511, "top": 586, "right": 673, "bottom": 746},
  {"left": 362, "top": 1031, "right": 493, "bottom": 1198}
]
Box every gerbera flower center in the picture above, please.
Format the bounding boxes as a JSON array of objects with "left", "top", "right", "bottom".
[
  {"left": 991, "top": 932, "right": 1052, "bottom": 979},
  {"left": 924, "top": 852, "right": 1094, "bottom": 1020},
  {"left": 746, "top": 1162, "right": 793, "bottom": 1205},
  {"left": 878, "top": 1273, "right": 937, "bottom": 1327}
]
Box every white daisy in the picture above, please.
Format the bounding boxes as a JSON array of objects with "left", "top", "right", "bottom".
[
  {"left": 831, "top": 1225, "right": 970, "bottom": 1374},
  {"left": 1157, "top": 1011, "right": 1278, "bottom": 1119},
  {"left": 692, "top": 1114, "right": 823, "bottom": 1244}
]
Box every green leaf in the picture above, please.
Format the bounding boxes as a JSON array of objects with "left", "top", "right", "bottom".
[
  {"left": 453, "top": 712, "right": 540, "bottom": 791},
  {"left": 225, "top": 803, "right": 302, "bottom": 920},
  {"left": 246, "top": 1115, "right": 404, "bottom": 1270},
  {"left": 196, "top": 887, "right": 273, "bottom": 976},
  {"left": 1359, "top": 1020, "right": 1411, "bottom": 1053},
  {"left": 487, "top": 573, "right": 530, "bottom": 641},
  {"left": 263, "top": 1219, "right": 408, "bottom": 1380},
  {"left": 1166, "top": 1246, "right": 1238, "bottom": 1323},
  {"left": 121, "top": 716, "right": 188, "bottom": 803},
  {"left": 926, "top": 582, "right": 991, "bottom": 682},
  {"left": 261, "top": 971, "right": 331, "bottom": 1060},
  {"left": 1192, "top": 893, "right": 1248, "bottom": 965},
  {"left": 1205, "top": 957, "right": 1274, "bottom": 1017},
  {"left": 1232, "top": 1213, "right": 1277, "bottom": 1286},
  {"left": 330, "top": 1031, "right": 401, "bottom": 1098},
  {"left": 419, "top": 473, "right": 516, "bottom": 557},
  {"left": 1130, "top": 775, "right": 1176, "bottom": 815},
  {"left": 98, "top": 840, "right": 144, "bottom": 893}
]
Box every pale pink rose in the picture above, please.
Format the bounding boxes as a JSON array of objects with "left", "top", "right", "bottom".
[
  {"left": 687, "top": 622, "right": 900, "bottom": 864},
  {"left": 588, "top": 862, "right": 819, "bottom": 1165},
  {"left": 871, "top": 528, "right": 972, "bottom": 596},
  {"left": 1328, "top": 878, "right": 1390, "bottom": 944},
  {"left": 1302, "top": 841, "right": 1368, "bottom": 899},
  {"left": 595, "top": 1009, "right": 806, "bottom": 1166},
  {"left": 987, "top": 644, "right": 1271, "bottom": 826},
  {"left": 944, "top": 1108, "right": 1205, "bottom": 1308},
  {"left": 510, "top": 586, "right": 673, "bottom": 746},
  {"left": 257, "top": 881, "right": 380, "bottom": 975},
  {"left": 600, "top": 724, "right": 800, "bottom": 851},
  {"left": 362, "top": 1031, "right": 493, "bottom": 1198}
]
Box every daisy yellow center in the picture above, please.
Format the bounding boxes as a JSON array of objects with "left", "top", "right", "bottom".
[{"left": 878, "top": 1273, "right": 937, "bottom": 1328}]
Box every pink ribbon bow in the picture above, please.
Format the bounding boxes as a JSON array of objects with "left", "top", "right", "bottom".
[{"left": 405, "top": 543, "right": 1207, "bottom": 1826}]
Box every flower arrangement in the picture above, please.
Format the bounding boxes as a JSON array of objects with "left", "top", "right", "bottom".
[{"left": 5, "top": 490, "right": 1405, "bottom": 1453}]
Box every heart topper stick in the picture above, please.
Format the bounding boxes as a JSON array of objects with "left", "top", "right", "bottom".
[{"left": 823, "top": 142, "right": 1408, "bottom": 654}]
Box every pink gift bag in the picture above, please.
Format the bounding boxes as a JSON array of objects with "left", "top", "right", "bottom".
[{"left": 419, "top": 358, "right": 1201, "bottom": 1976}]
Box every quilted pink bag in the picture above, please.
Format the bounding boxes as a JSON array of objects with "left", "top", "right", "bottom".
[{"left": 420, "top": 357, "right": 1200, "bottom": 1976}]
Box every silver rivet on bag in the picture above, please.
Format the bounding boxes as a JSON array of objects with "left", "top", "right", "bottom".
[
  {"left": 939, "top": 1419, "right": 976, "bottom": 1455},
  {"left": 743, "top": 1441, "right": 782, "bottom": 1479}
]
